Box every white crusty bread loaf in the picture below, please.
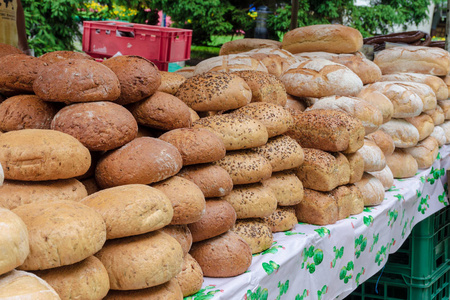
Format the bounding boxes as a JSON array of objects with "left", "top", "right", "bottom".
[
  {"left": 282, "top": 24, "right": 363, "bottom": 54},
  {"left": 263, "top": 206, "right": 298, "bottom": 232},
  {"left": 379, "top": 119, "right": 420, "bottom": 148},
  {"left": 261, "top": 170, "right": 304, "bottom": 206},
  {"left": 365, "top": 130, "right": 396, "bottom": 156},
  {"left": 280, "top": 59, "right": 363, "bottom": 98},
  {"left": 219, "top": 38, "right": 281, "bottom": 55},
  {"left": 373, "top": 46, "right": 450, "bottom": 76},
  {"left": 385, "top": 149, "right": 419, "bottom": 178},
  {"left": 240, "top": 48, "right": 299, "bottom": 77},
  {"left": 231, "top": 218, "right": 273, "bottom": 254},
  {"left": 354, "top": 173, "right": 385, "bottom": 206},
  {"left": 357, "top": 90, "right": 394, "bottom": 124},
  {"left": 368, "top": 166, "right": 394, "bottom": 191},
  {"left": 430, "top": 125, "right": 447, "bottom": 146},
  {"left": 358, "top": 140, "right": 386, "bottom": 172},
  {"left": 306, "top": 95, "right": 383, "bottom": 135},
  {"left": 194, "top": 54, "right": 268, "bottom": 75},
  {"left": 295, "top": 188, "right": 338, "bottom": 226},
  {"left": 403, "top": 136, "right": 440, "bottom": 169},
  {"left": 0, "top": 270, "right": 61, "bottom": 300},
  {"left": 424, "top": 106, "right": 445, "bottom": 125},
  {"left": 0, "top": 208, "right": 29, "bottom": 276},
  {"left": 405, "top": 113, "right": 435, "bottom": 141},
  {"left": 395, "top": 81, "right": 437, "bottom": 111},
  {"left": 438, "top": 121, "right": 450, "bottom": 144},
  {"left": 438, "top": 100, "right": 450, "bottom": 120},
  {"left": 344, "top": 151, "right": 365, "bottom": 184}
]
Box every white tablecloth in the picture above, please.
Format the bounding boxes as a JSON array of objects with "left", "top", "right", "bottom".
[{"left": 185, "top": 145, "right": 450, "bottom": 300}]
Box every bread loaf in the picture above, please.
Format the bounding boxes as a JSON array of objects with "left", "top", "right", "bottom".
[
  {"left": 221, "top": 183, "right": 277, "bottom": 219},
  {"left": 0, "top": 129, "right": 91, "bottom": 181},
  {"left": 104, "top": 279, "right": 183, "bottom": 300},
  {"left": 403, "top": 136, "right": 440, "bottom": 169},
  {"left": 231, "top": 218, "right": 273, "bottom": 254},
  {"left": 358, "top": 140, "right": 386, "bottom": 172},
  {"left": 0, "top": 270, "right": 61, "bottom": 299},
  {"left": 295, "top": 188, "right": 338, "bottom": 226},
  {"left": 261, "top": 170, "right": 304, "bottom": 206},
  {"left": 438, "top": 100, "right": 450, "bottom": 120},
  {"left": 158, "top": 71, "right": 186, "bottom": 95},
  {"left": 347, "top": 184, "right": 364, "bottom": 215},
  {"left": 0, "top": 178, "right": 87, "bottom": 210},
  {"left": 175, "top": 254, "right": 203, "bottom": 297},
  {"left": 0, "top": 43, "right": 23, "bottom": 58},
  {"left": 153, "top": 176, "right": 206, "bottom": 225},
  {"left": 282, "top": 24, "right": 363, "bottom": 54},
  {"left": 193, "top": 113, "right": 268, "bottom": 150},
  {"left": 385, "top": 149, "right": 418, "bottom": 178},
  {"left": 95, "top": 230, "right": 183, "bottom": 290},
  {"left": 280, "top": 59, "right": 363, "bottom": 98},
  {"left": 39, "top": 50, "right": 94, "bottom": 63},
  {"left": 330, "top": 185, "right": 354, "bottom": 220},
  {"left": 424, "top": 106, "right": 445, "bottom": 125},
  {"left": 194, "top": 54, "right": 268, "bottom": 75},
  {"left": 357, "top": 90, "right": 394, "bottom": 124},
  {"left": 95, "top": 137, "right": 182, "bottom": 188},
  {"left": 365, "top": 130, "right": 395, "bottom": 156},
  {"left": 439, "top": 121, "right": 450, "bottom": 144},
  {"left": 263, "top": 206, "right": 298, "bottom": 232},
  {"left": 189, "top": 231, "right": 252, "bottom": 278},
  {"left": 240, "top": 48, "right": 299, "bottom": 77},
  {"left": 354, "top": 173, "right": 385, "bottom": 206},
  {"left": 159, "top": 128, "right": 226, "bottom": 165},
  {"left": 404, "top": 113, "right": 435, "bottom": 141},
  {"left": 0, "top": 208, "right": 29, "bottom": 276},
  {"left": 373, "top": 46, "right": 450, "bottom": 75},
  {"left": 285, "top": 95, "right": 307, "bottom": 112},
  {"left": 0, "top": 95, "right": 58, "bottom": 131},
  {"left": 219, "top": 38, "right": 281, "bottom": 55},
  {"left": 395, "top": 81, "right": 437, "bottom": 111},
  {"left": 13, "top": 200, "right": 106, "bottom": 270},
  {"left": 430, "top": 125, "right": 447, "bottom": 146},
  {"left": 368, "top": 165, "right": 394, "bottom": 191},
  {"left": 379, "top": 119, "right": 420, "bottom": 148},
  {"left": 343, "top": 151, "right": 365, "bottom": 184},
  {"left": 175, "top": 66, "right": 195, "bottom": 78},
  {"left": 160, "top": 225, "right": 193, "bottom": 257}
]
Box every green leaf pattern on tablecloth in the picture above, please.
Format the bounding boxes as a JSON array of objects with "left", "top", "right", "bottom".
[
  {"left": 394, "top": 194, "right": 404, "bottom": 202},
  {"left": 427, "top": 167, "right": 445, "bottom": 184},
  {"left": 438, "top": 191, "right": 449, "bottom": 206},
  {"left": 276, "top": 280, "right": 289, "bottom": 300},
  {"left": 246, "top": 286, "right": 268, "bottom": 300},
  {"left": 418, "top": 195, "right": 430, "bottom": 214},
  {"left": 363, "top": 207, "right": 375, "bottom": 213},
  {"left": 284, "top": 231, "right": 305, "bottom": 236},
  {"left": 370, "top": 233, "right": 379, "bottom": 252},
  {"left": 388, "top": 185, "right": 400, "bottom": 192},
  {"left": 253, "top": 242, "right": 284, "bottom": 257},
  {"left": 355, "top": 267, "right": 365, "bottom": 286},
  {"left": 314, "top": 227, "right": 331, "bottom": 238},
  {"left": 317, "top": 285, "right": 328, "bottom": 300},
  {"left": 387, "top": 209, "right": 398, "bottom": 227},
  {"left": 185, "top": 285, "right": 222, "bottom": 300},
  {"left": 331, "top": 246, "right": 344, "bottom": 268},
  {"left": 402, "top": 218, "right": 409, "bottom": 238},
  {"left": 301, "top": 246, "right": 324, "bottom": 274},
  {"left": 262, "top": 260, "right": 280, "bottom": 275},
  {"left": 295, "top": 289, "right": 309, "bottom": 300},
  {"left": 355, "top": 235, "right": 367, "bottom": 259},
  {"left": 339, "top": 261, "right": 354, "bottom": 284},
  {"left": 363, "top": 215, "right": 374, "bottom": 227},
  {"left": 375, "top": 245, "right": 388, "bottom": 266}
]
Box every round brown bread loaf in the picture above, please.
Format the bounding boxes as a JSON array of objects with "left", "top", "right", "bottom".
[
  {"left": 102, "top": 55, "right": 161, "bottom": 105},
  {"left": 127, "top": 91, "right": 192, "bottom": 131},
  {"left": 153, "top": 176, "right": 206, "bottom": 225},
  {"left": 0, "top": 270, "right": 61, "bottom": 300},
  {"left": 424, "top": 106, "right": 445, "bottom": 126},
  {"left": 232, "top": 70, "right": 287, "bottom": 105},
  {"left": 0, "top": 43, "right": 23, "bottom": 58},
  {"left": 175, "top": 66, "right": 195, "bottom": 79},
  {"left": 160, "top": 225, "right": 193, "bottom": 257},
  {"left": 33, "top": 59, "right": 120, "bottom": 103},
  {"left": 189, "top": 231, "right": 252, "bottom": 278},
  {"left": 365, "top": 130, "right": 396, "bottom": 156},
  {"left": 12, "top": 200, "right": 106, "bottom": 270},
  {"left": 281, "top": 59, "right": 363, "bottom": 98},
  {"left": 403, "top": 136, "right": 440, "bottom": 169},
  {"left": 159, "top": 128, "right": 226, "bottom": 165},
  {"left": 295, "top": 188, "right": 338, "bottom": 226},
  {"left": 343, "top": 151, "right": 365, "bottom": 184},
  {"left": 261, "top": 170, "right": 304, "bottom": 206},
  {"left": 0, "top": 129, "right": 91, "bottom": 181},
  {"left": 386, "top": 149, "right": 419, "bottom": 178},
  {"left": 188, "top": 199, "right": 237, "bottom": 243},
  {"left": 251, "top": 135, "right": 304, "bottom": 172},
  {"left": 104, "top": 279, "right": 183, "bottom": 300},
  {"left": 241, "top": 48, "right": 299, "bottom": 77},
  {"left": 368, "top": 165, "right": 394, "bottom": 191},
  {"left": 221, "top": 183, "right": 277, "bottom": 219},
  {"left": 405, "top": 113, "right": 435, "bottom": 141},
  {"left": 213, "top": 150, "right": 272, "bottom": 185},
  {"left": 354, "top": 173, "right": 385, "bottom": 206},
  {"left": 0, "top": 178, "right": 87, "bottom": 210},
  {"left": 39, "top": 51, "right": 94, "bottom": 64},
  {"left": 0, "top": 54, "right": 48, "bottom": 94},
  {"left": 193, "top": 113, "right": 268, "bottom": 150},
  {"left": 95, "top": 230, "right": 183, "bottom": 290},
  {"left": 357, "top": 90, "right": 394, "bottom": 124},
  {"left": 219, "top": 38, "right": 281, "bottom": 55},
  {"left": 176, "top": 72, "right": 252, "bottom": 112},
  {"left": 306, "top": 95, "right": 383, "bottom": 135},
  {"left": 175, "top": 254, "right": 203, "bottom": 297},
  {"left": 33, "top": 256, "right": 110, "bottom": 300},
  {"left": 379, "top": 119, "right": 420, "bottom": 148},
  {"left": 194, "top": 54, "right": 268, "bottom": 75},
  {"left": 177, "top": 164, "right": 233, "bottom": 198},
  {"left": 231, "top": 218, "right": 273, "bottom": 254},
  {"left": 282, "top": 24, "right": 363, "bottom": 54},
  {"left": 81, "top": 184, "right": 173, "bottom": 239},
  {"left": 263, "top": 206, "right": 298, "bottom": 232},
  {"left": 430, "top": 126, "right": 447, "bottom": 146},
  {"left": 95, "top": 137, "right": 182, "bottom": 188},
  {"left": 232, "top": 102, "right": 293, "bottom": 137},
  {"left": 0, "top": 95, "right": 58, "bottom": 131},
  {"left": 358, "top": 140, "right": 386, "bottom": 172},
  {"left": 373, "top": 46, "right": 450, "bottom": 76},
  {"left": 158, "top": 71, "right": 186, "bottom": 95},
  {"left": 0, "top": 208, "right": 29, "bottom": 276},
  {"left": 51, "top": 101, "right": 138, "bottom": 151}
]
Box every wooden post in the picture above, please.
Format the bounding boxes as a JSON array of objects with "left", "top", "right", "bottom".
[
  {"left": 446, "top": 0, "right": 450, "bottom": 50},
  {"left": 290, "top": 0, "right": 299, "bottom": 30}
]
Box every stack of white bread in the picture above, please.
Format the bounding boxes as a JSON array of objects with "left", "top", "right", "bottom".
[{"left": 1, "top": 22, "right": 450, "bottom": 298}]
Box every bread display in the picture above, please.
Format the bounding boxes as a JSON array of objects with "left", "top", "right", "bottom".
[
  {"left": 0, "top": 270, "right": 61, "bottom": 299},
  {"left": 357, "top": 90, "right": 394, "bottom": 124},
  {"left": 354, "top": 173, "right": 385, "bottom": 206},
  {"left": 261, "top": 170, "right": 304, "bottom": 206},
  {"left": 282, "top": 24, "right": 363, "bottom": 54},
  {"left": 39, "top": 50, "right": 94, "bottom": 63},
  {"left": 358, "top": 140, "right": 386, "bottom": 172},
  {"left": 175, "top": 254, "right": 204, "bottom": 297},
  {"left": 385, "top": 149, "right": 419, "bottom": 178},
  {"left": 240, "top": 48, "right": 299, "bottom": 77},
  {"left": 403, "top": 136, "right": 440, "bottom": 169},
  {"left": 231, "top": 218, "right": 273, "bottom": 254},
  {"left": 365, "top": 130, "right": 396, "bottom": 156},
  {"left": 219, "top": 38, "right": 281, "bottom": 55},
  {"left": 104, "top": 279, "right": 183, "bottom": 300},
  {"left": 194, "top": 54, "right": 268, "bottom": 75},
  {"left": 379, "top": 119, "right": 420, "bottom": 148},
  {"left": 295, "top": 188, "right": 338, "bottom": 226},
  {"left": 343, "top": 151, "right": 365, "bottom": 184},
  {"left": 158, "top": 71, "right": 186, "bottom": 95},
  {"left": 368, "top": 165, "right": 394, "bottom": 191},
  {"left": 379, "top": 73, "right": 448, "bottom": 100},
  {"left": 160, "top": 225, "right": 193, "bottom": 257},
  {"left": 263, "top": 206, "right": 298, "bottom": 232}
]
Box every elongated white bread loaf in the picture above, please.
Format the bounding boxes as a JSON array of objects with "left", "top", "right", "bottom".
[
  {"left": 354, "top": 173, "right": 385, "bottom": 206},
  {"left": 385, "top": 149, "right": 419, "bottom": 178},
  {"left": 403, "top": 136, "right": 440, "bottom": 169},
  {"left": 357, "top": 90, "right": 394, "bottom": 124},
  {"left": 404, "top": 113, "right": 435, "bottom": 141},
  {"left": 358, "top": 140, "right": 386, "bottom": 172},
  {"left": 424, "top": 106, "right": 445, "bottom": 125},
  {"left": 368, "top": 165, "right": 394, "bottom": 191},
  {"left": 0, "top": 270, "right": 61, "bottom": 299},
  {"left": 379, "top": 119, "right": 420, "bottom": 148},
  {"left": 379, "top": 73, "right": 448, "bottom": 100},
  {"left": 219, "top": 38, "right": 281, "bottom": 55},
  {"left": 241, "top": 48, "right": 299, "bottom": 77},
  {"left": 430, "top": 126, "right": 447, "bottom": 146},
  {"left": 438, "top": 100, "right": 450, "bottom": 120},
  {"left": 194, "top": 54, "right": 268, "bottom": 75},
  {"left": 365, "top": 130, "right": 395, "bottom": 156}
]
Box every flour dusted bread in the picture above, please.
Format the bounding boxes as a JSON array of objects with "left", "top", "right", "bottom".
[
  {"left": 51, "top": 101, "right": 138, "bottom": 151},
  {"left": 295, "top": 188, "right": 338, "bottom": 226},
  {"left": 175, "top": 66, "right": 195, "bottom": 79},
  {"left": 81, "top": 184, "right": 173, "bottom": 239},
  {"left": 231, "top": 218, "right": 273, "bottom": 254},
  {"left": 219, "top": 38, "right": 281, "bottom": 55},
  {"left": 176, "top": 72, "right": 252, "bottom": 111},
  {"left": 95, "top": 137, "right": 182, "bottom": 188},
  {"left": 95, "top": 230, "right": 183, "bottom": 290},
  {"left": 438, "top": 100, "right": 450, "bottom": 120},
  {"left": 373, "top": 46, "right": 450, "bottom": 75},
  {"left": 175, "top": 254, "right": 203, "bottom": 297},
  {"left": 365, "top": 130, "right": 395, "bottom": 156},
  {"left": 261, "top": 170, "right": 304, "bottom": 206},
  {"left": 194, "top": 54, "right": 268, "bottom": 75},
  {"left": 263, "top": 206, "right": 298, "bottom": 232},
  {"left": 102, "top": 55, "right": 161, "bottom": 105},
  {"left": 33, "top": 256, "right": 110, "bottom": 300},
  {"left": 33, "top": 59, "right": 120, "bottom": 103},
  {"left": 188, "top": 199, "right": 236, "bottom": 242},
  {"left": 159, "top": 128, "right": 226, "bottom": 165},
  {"left": 193, "top": 113, "right": 268, "bottom": 150},
  {"left": 280, "top": 59, "right": 363, "bottom": 98},
  {"left": 189, "top": 231, "right": 252, "bottom": 277},
  {"left": 13, "top": 200, "right": 106, "bottom": 270},
  {"left": 153, "top": 176, "right": 206, "bottom": 225},
  {"left": 161, "top": 225, "right": 193, "bottom": 257},
  {"left": 358, "top": 140, "right": 386, "bottom": 172},
  {"left": 0, "top": 208, "right": 29, "bottom": 276},
  {"left": 368, "top": 165, "right": 394, "bottom": 191},
  {"left": 404, "top": 113, "right": 435, "bottom": 141},
  {"left": 403, "top": 136, "right": 440, "bottom": 169},
  {"left": 0, "top": 270, "right": 61, "bottom": 300},
  {"left": 104, "top": 279, "right": 183, "bottom": 300},
  {"left": 158, "top": 71, "right": 186, "bottom": 95},
  {"left": 0, "top": 95, "right": 58, "bottom": 131},
  {"left": 430, "top": 126, "right": 447, "bottom": 146},
  {"left": 221, "top": 183, "right": 277, "bottom": 219},
  {"left": 357, "top": 90, "right": 394, "bottom": 124},
  {"left": 379, "top": 119, "right": 420, "bottom": 148},
  {"left": 39, "top": 50, "right": 94, "bottom": 64},
  {"left": 241, "top": 48, "right": 299, "bottom": 77},
  {"left": 438, "top": 121, "right": 450, "bottom": 144},
  {"left": 0, "top": 178, "right": 87, "bottom": 210},
  {"left": 385, "top": 149, "right": 418, "bottom": 178},
  {"left": 282, "top": 24, "right": 363, "bottom": 54},
  {"left": 0, "top": 129, "right": 91, "bottom": 181},
  {"left": 343, "top": 151, "right": 365, "bottom": 184},
  {"left": 424, "top": 106, "right": 445, "bottom": 125},
  {"left": 354, "top": 173, "right": 385, "bottom": 206},
  {"left": 177, "top": 164, "right": 233, "bottom": 198}
]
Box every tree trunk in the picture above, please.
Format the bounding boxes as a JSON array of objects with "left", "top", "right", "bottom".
[{"left": 290, "top": 0, "right": 299, "bottom": 30}]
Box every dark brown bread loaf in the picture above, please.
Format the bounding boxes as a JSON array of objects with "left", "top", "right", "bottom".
[
  {"left": 295, "top": 188, "right": 338, "bottom": 226},
  {"left": 160, "top": 225, "right": 193, "bottom": 257},
  {"left": 39, "top": 51, "right": 94, "bottom": 64}
]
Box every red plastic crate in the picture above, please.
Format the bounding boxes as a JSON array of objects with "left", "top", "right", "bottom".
[{"left": 82, "top": 21, "right": 192, "bottom": 64}]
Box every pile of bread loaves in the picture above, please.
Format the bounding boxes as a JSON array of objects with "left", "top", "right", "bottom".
[{"left": 1, "top": 23, "right": 450, "bottom": 299}]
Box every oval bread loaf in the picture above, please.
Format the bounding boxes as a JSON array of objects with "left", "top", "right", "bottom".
[
  {"left": 385, "top": 149, "right": 419, "bottom": 178},
  {"left": 358, "top": 140, "right": 386, "bottom": 172},
  {"left": 194, "top": 54, "right": 268, "bottom": 75},
  {"left": 365, "top": 130, "right": 396, "bottom": 156},
  {"left": 263, "top": 206, "right": 298, "bottom": 232},
  {"left": 219, "top": 38, "right": 281, "bottom": 55},
  {"left": 368, "top": 165, "right": 394, "bottom": 191},
  {"left": 104, "top": 279, "right": 183, "bottom": 300},
  {"left": 231, "top": 218, "right": 273, "bottom": 254},
  {"left": 295, "top": 188, "right": 338, "bottom": 226},
  {"left": 261, "top": 170, "right": 304, "bottom": 206},
  {"left": 354, "top": 173, "right": 385, "bottom": 206},
  {"left": 158, "top": 71, "right": 186, "bottom": 95},
  {"left": 160, "top": 225, "right": 193, "bottom": 257},
  {"left": 240, "top": 48, "right": 299, "bottom": 77},
  {"left": 0, "top": 270, "right": 61, "bottom": 300},
  {"left": 379, "top": 119, "right": 420, "bottom": 148},
  {"left": 404, "top": 113, "right": 435, "bottom": 141},
  {"left": 175, "top": 254, "right": 203, "bottom": 297},
  {"left": 403, "top": 136, "right": 440, "bottom": 169}
]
